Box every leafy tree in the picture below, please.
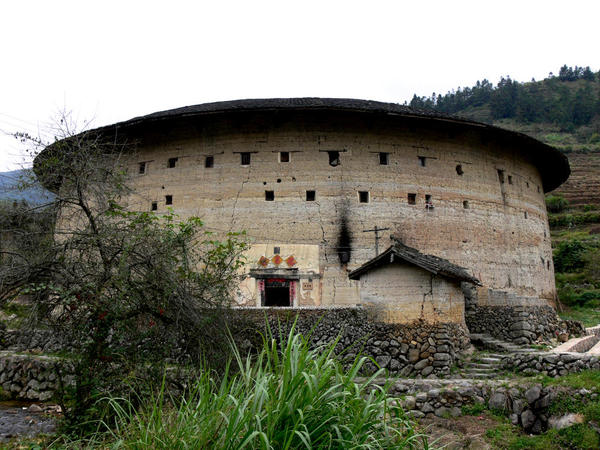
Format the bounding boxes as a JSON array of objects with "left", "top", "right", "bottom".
[
  {"left": 490, "top": 76, "right": 520, "bottom": 119},
  {"left": 408, "top": 65, "right": 598, "bottom": 129},
  {"left": 0, "top": 115, "right": 248, "bottom": 433},
  {"left": 572, "top": 85, "right": 596, "bottom": 126},
  {"left": 582, "top": 66, "right": 596, "bottom": 81}
]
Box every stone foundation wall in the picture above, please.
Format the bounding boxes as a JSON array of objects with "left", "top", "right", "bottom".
[
  {"left": 228, "top": 307, "right": 471, "bottom": 377},
  {"left": 465, "top": 305, "right": 567, "bottom": 344},
  {"left": 502, "top": 352, "right": 600, "bottom": 377}
]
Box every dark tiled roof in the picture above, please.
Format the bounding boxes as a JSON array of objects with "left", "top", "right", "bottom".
[
  {"left": 129, "top": 98, "right": 452, "bottom": 123},
  {"left": 348, "top": 238, "right": 481, "bottom": 285},
  {"left": 37, "top": 98, "right": 570, "bottom": 192}
]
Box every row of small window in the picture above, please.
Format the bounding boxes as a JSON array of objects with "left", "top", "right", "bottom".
[
  {"left": 138, "top": 156, "right": 215, "bottom": 174},
  {"left": 138, "top": 152, "right": 462, "bottom": 173},
  {"left": 149, "top": 192, "right": 475, "bottom": 208},
  {"left": 141, "top": 155, "right": 540, "bottom": 195},
  {"left": 497, "top": 169, "right": 540, "bottom": 193},
  {"left": 265, "top": 191, "right": 438, "bottom": 206}
]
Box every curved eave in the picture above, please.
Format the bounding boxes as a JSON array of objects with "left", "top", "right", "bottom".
[{"left": 35, "top": 98, "right": 570, "bottom": 193}]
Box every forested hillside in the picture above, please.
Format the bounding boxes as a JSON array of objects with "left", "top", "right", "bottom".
[{"left": 409, "top": 65, "right": 600, "bottom": 206}]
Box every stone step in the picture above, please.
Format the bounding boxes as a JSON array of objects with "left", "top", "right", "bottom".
[
  {"left": 468, "top": 373, "right": 495, "bottom": 379},
  {"left": 464, "top": 364, "right": 497, "bottom": 370},
  {"left": 476, "top": 357, "right": 502, "bottom": 364},
  {"left": 464, "top": 369, "right": 497, "bottom": 376}
]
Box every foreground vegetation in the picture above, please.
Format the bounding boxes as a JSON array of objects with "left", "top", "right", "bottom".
[{"left": 43, "top": 328, "right": 425, "bottom": 449}]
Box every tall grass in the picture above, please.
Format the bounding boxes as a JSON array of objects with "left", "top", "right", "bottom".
[{"left": 72, "top": 325, "right": 427, "bottom": 449}]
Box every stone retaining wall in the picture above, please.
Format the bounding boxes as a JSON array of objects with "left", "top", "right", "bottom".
[
  {"left": 228, "top": 307, "right": 471, "bottom": 376},
  {"left": 465, "top": 305, "right": 568, "bottom": 344},
  {"left": 380, "top": 378, "right": 598, "bottom": 434},
  {"left": 2, "top": 308, "right": 470, "bottom": 376},
  {"left": 502, "top": 352, "right": 600, "bottom": 377},
  {"left": 0, "top": 353, "right": 71, "bottom": 402},
  {"left": 0, "top": 329, "right": 71, "bottom": 354}
]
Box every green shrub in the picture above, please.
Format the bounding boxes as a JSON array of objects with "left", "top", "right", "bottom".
[
  {"left": 549, "top": 212, "right": 600, "bottom": 227},
  {"left": 589, "top": 133, "right": 600, "bottom": 144},
  {"left": 71, "top": 326, "right": 426, "bottom": 448},
  {"left": 545, "top": 195, "right": 568, "bottom": 213},
  {"left": 553, "top": 239, "right": 586, "bottom": 273},
  {"left": 558, "top": 286, "right": 600, "bottom": 307}
]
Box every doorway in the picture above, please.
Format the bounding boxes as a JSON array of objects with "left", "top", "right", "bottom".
[{"left": 264, "top": 278, "right": 291, "bottom": 307}]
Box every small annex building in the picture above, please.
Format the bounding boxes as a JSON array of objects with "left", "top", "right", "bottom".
[{"left": 348, "top": 238, "right": 481, "bottom": 325}]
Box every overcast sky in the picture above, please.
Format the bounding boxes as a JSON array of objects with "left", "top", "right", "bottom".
[{"left": 0, "top": 0, "right": 597, "bottom": 171}]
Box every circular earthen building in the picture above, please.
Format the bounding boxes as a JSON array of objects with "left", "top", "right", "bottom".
[{"left": 38, "top": 98, "right": 570, "bottom": 326}]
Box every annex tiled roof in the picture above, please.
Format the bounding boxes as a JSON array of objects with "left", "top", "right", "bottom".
[{"left": 348, "top": 237, "right": 481, "bottom": 285}]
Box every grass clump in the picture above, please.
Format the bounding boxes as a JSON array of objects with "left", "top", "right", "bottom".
[
  {"left": 461, "top": 402, "right": 486, "bottom": 416},
  {"left": 70, "top": 325, "right": 426, "bottom": 449},
  {"left": 559, "top": 306, "right": 600, "bottom": 327},
  {"left": 541, "top": 369, "right": 600, "bottom": 390},
  {"left": 484, "top": 421, "right": 599, "bottom": 450}
]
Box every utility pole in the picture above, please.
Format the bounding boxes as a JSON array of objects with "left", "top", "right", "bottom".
[{"left": 362, "top": 226, "right": 390, "bottom": 257}]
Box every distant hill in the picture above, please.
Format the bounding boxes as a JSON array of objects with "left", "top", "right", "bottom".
[
  {"left": 0, "top": 169, "right": 54, "bottom": 205},
  {"left": 408, "top": 65, "right": 600, "bottom": 206}
]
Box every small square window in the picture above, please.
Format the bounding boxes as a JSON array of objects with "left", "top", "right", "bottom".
[
  {"left": 279, "top": 151, "right": 290, "bottom": 163},
  {"left": 408, "top": 193, "right": 416, "bottom": 205},
  {"left": 463, "top": 200, "right": 469, "bottom": 209},
  {"left": 138, "top": 162, "right": 146, "bottom": 174},
  {"left": 358, "top": 191, "right": 369, "bottom": 203},
  {"left": 241, "top": 152, "right": 251, "bottom": 165},
  {"left": 168, "top": 157, "right": 178, "bottom": 168},
  {"left": 425, "top": 195, "right": 433, "bottom": 210},
  {"left": 265, "top": 190, "right": 274, "bottom": 201},
  {"left": 456, "top": 164, "right": 464, "bottom": 175},
  {"left": 151, "top": 201, "right": 157, "bottom": 211},
  {"left": 524, "top": 211, "right": 528, "bottom": 219},
  {"left": 205, "top": 156, "right": 214, "bottom": 168},
  {"left": 379, "top": 152, "right": 389, "bottom": 165},
  {"left": 165, "top": 195, "right": 173, "bottom": 205},
  {"left": 306, "top": 190, "right": 316, "bottom": 201},
  {"left": 274, "top": 246, "right": 280, "bottom": 254},
  {"left": 328, "top": 151, "right": 340, "bottom": 167},
  {"left": 508, "top": 175, "right": 513, "bottom": 185},
  {"left": 418, "top": 156, "right": 426, "bottom": 167}
]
